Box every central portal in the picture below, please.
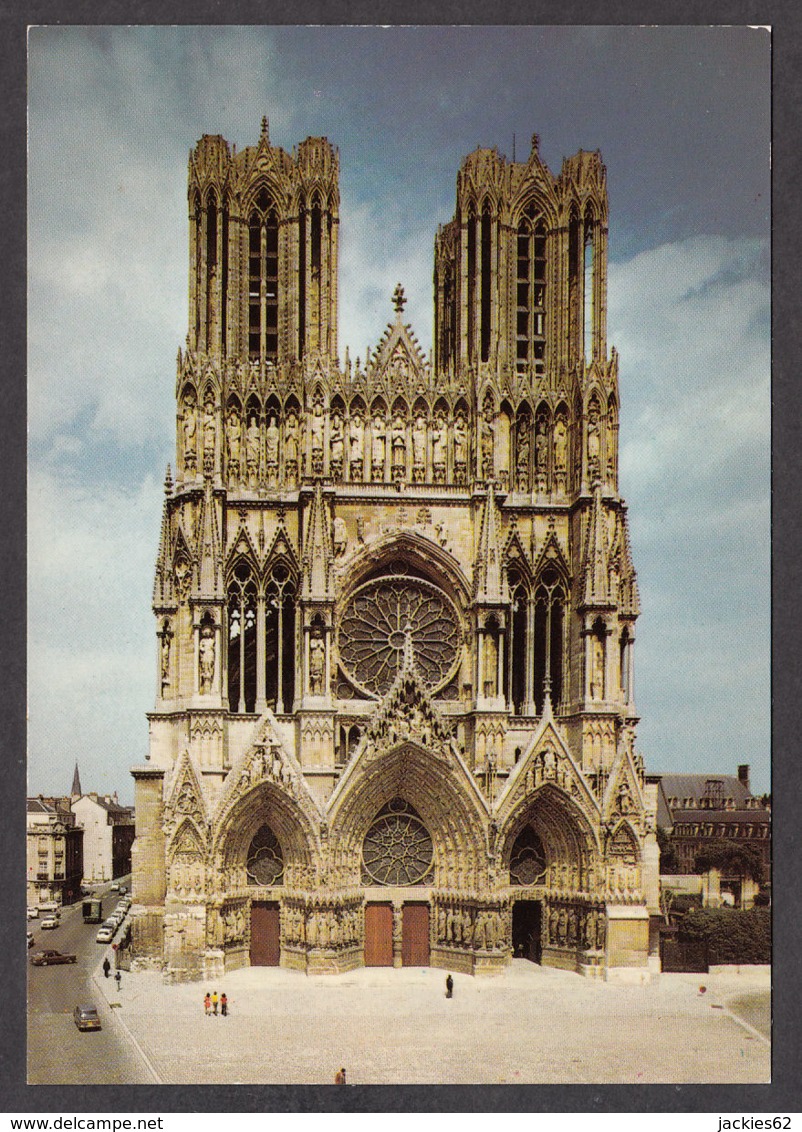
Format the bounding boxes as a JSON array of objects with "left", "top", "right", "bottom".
[{"left": 512, "top": 900, "right": 542, "bottom": 963}]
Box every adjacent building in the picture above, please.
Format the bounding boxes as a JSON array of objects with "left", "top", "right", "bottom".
[
  {"left": 71, "top": 791, "right": 136, "bottom": 884},
  {"left": 654, "top": 765, "right": 770, "bottom": 908},
  {"left": 26, "top": 797, "right": 83, "bottom": 907},
  {"left": 131, "top": 121, "right": 659, "bottom": 983}
]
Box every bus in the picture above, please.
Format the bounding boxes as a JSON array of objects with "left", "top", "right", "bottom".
[{"left": 82, "top": 897, "right": 103, "bottom": 923}]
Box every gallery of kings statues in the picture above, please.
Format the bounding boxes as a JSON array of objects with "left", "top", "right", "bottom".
[{"left": 130, "top": 120, "right": 660, "bottom": 983}]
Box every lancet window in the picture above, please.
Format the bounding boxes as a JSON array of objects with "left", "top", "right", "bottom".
[
  {"left": 248, "top": 188, "right": 280, "bottom": 362},
  {"left": 265, "top": 563, "right": 296, "bottom": 714},
  {"left": 583, "top": 211, "right": 595, "bottom": 361},
  {"left": 516, "top": 204, "right": 547, "bottom": 376},
  {"left": 227, "top": 562, "right": 257, "bottom": 713}
]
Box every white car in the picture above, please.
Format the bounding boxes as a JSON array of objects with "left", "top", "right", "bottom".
[
  {"left": 27, "top": 907, "right": 39, "bottom": 920},
  {"left": 96, "top": 926, "right": 114, "bottom": 943},
  {"left": 40, "top": 916, "right": 59, "bottom": 930}
]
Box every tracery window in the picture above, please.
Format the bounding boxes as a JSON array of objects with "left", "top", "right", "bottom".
[
  {"left": 509, "top": 825, "right": 547, "bottom": 886},
  {"left": 583, "top": 212, "right": 595, "bottom": 361},
  {"left": 227, "top": 561, "right": 257, "bottom": 713},
  {"left": 516, "top": 204, "right": 547, "bottom": 376},
  {"left": 338, "top": 575, "right": 461, "bottom": 697},
  {"left": 246, "top": 823, "right": 284, "bottom": 886},
  {"left": 361, "top": 799, "right": 433, "bottom": 886}
]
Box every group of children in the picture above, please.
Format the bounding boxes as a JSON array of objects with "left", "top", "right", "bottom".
[{"left": 203, "top": 991, "right": 227, "bottom": 1016}]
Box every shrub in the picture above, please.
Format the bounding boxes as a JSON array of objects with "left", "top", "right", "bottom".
[
  {"left": 679, "top": 907, "right": 771, "bottom": 964},
  {"left": 671, "top": 893, "right": 702, "bottom": 915},
  {"left": 693, "top": 839, "right": 765, "bottom": 884}
]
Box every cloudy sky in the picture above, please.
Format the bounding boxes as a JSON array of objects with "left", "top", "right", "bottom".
[{"left": 27, "top": 25, "right": 770, "bottom": 803}]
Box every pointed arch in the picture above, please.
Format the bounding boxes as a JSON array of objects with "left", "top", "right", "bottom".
[
  {"left": 226, "top": 557, "right": 258, "bottom": 714},
  {"left": 500, "top": 782, "right": 599, "bottom": 891}
]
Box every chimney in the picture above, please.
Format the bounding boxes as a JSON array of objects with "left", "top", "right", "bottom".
[{"left": 737, "top": 764, "right": 750, "bottom": 793}]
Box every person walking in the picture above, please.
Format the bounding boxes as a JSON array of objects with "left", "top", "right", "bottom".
[
  {"left": 220, "top": 993, "right": 228, "bottom": 1017},
  {"left": 445, "top": 973, "right": 454, "bottom": 999},
  {"left": 102, "top": 957, "right": 110, "bottom": 979},
  {"left": 204, "top": 992, "right": 211, "bottom": 1016},
  {"left": 212, "top": 990, "right": 219, "bottom": 1016},
  {"left": 114, "top": 970, "right": 122, "bottom": 992},
  {"left": 334, "top": 1067, "right": 347, "bottom": 1085}
]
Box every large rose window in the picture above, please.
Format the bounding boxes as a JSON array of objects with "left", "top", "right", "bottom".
[
  {"left": 338, "top": 575, "right": 461, "bottom": 696},
  {"left": 362, "top": 799, "right": 434, "bottom": 886}
]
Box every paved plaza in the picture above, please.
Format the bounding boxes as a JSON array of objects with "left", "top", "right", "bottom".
[{"left": 92, "top": 960, "right": 770, "bottom": 1086}]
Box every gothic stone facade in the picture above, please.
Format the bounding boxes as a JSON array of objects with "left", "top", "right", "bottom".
[{"left": 130, "top": 122, "right": 659, "bottom": 983}]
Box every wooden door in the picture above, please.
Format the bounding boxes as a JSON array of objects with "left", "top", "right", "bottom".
[
  {"left": 250, "top": 901, "right": 281, "bottom": 966},
  {"left": 364, "top": 902, "right": 394, "bottom": 966},
  {"left": 401, "top": 902, "right": 430, "bottom": 967}
]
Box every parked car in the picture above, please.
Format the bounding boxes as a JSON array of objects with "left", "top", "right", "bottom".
[
  {"left": 96, "top": 926, "right": 114, "bottom": 943},
  {"left": 31, "top": 949, "right": 77, "bottom": 966},
  {"left": 39, "top": 901, "right": 60, "bottom": 913},
  {"left": 73, "top": 1004, "right": 101, "bottom": 1031},
  {"left": 118, "top": 885, "right": 127, "bottom": 894},
  {"left": 27, "top": 907, "right": 39, "bottom": 920},
  {"left": 40, "top": 916, "right": 60, "bottom": 930},
  {"left": 27, "top": 932, "right": 34, "bottom": 948},
  {"left": 110, "top": 882, "right": 120, "bottom": 892}
]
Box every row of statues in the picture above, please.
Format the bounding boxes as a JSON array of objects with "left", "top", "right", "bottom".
[
  {"left": 282, "top": 905, "right": 362, "bottom": 949},
  {"left": 179, "top": 389, "right": 614, "bottom": 489},
  {"left": 547, "top": 903, "right": 606, "bottom": 951},
  {"left": 435, "top": 904, "right": 506, "bottom": 950}
]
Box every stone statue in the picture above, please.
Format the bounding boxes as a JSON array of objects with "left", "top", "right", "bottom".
[
  {"left": 183, "top": 393, "right": 197, "bottom": 472},
  {"left": 199, "top": 624, "right": 215, "bottom": 694},
  {"left": 453, "top": 411, "right": 467, "bottom": 482},
  {"left": 333, "top": 516, "right": 347, "bottom": 558},
  {"left": 202, "top": 393, "right": 216, "bottom": 471},
  {"left": 330, "top": 411, "right": 345, "bottom": 478},
  {"left": 246, "top": 416, "right": 260, "bottom": 485},
  {"left": 535, "top": 414, "right": 548, "bottom": 477},
  {"left": 307, "top": 911, "right": 319, "bottom": 948},
  {"left": 227, "top": 407, "right": 241, "bottom": 478},
  {"left": 591, "top": 636, "right": 605, "bottom": 699},
  {"left": 310, "top": 400, "right": 324, "bottom": 456},
  {"left": 391, "top": 413, "right": 406, "bottom": 465},
  {"left": 265, "top": 414, "right": 280, "bottom": 486},
  {"left": 349, "top": 411, "right": 364, "bottom": 480},
  {"left": 412, "top": 415, "right": 426, "bottom": 481},
  {"left": 554, "top": 414, "right": 567, "bottom": 472},
  {"left": 284, "top": 410, "right": 299, "bottom": 481},
  {"left": 480, "top": 407, "right": 495, "bottom": 479},
  {"left": 309, "top": 628, "right": 325, "bottom": 695},
  {"left": 587, "top": 403, "right": 601, "bottom": 478},
  {"left": 371, "top": 415, "right": 386, "bottom": 480},
  {"left": 516, "top": 417, "right": 530, "bottom": 489},
  {"left": 431, "top": 414, "right": 446, "bottom": 482},
  {"left": 160, "top": 628, "right": 171, "bottom": 689}
]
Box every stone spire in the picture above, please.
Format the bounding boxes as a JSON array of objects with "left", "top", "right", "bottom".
[
  {"left": 153, "top": 465, "right": 175, "bottom": 608},
  {"left": 474, "top": 481, "right": 505, "bottom": 603},
  {"left": 582, "top": 482, "right": 610, "bottom": 607},
  {"left": 70, "top": 762, "right": 82, "bottom": 800},
  {"left": 195, "top": 475, "right": 223, "bottom": 599},
  {"left": 301, "top": 482, "right": 334, "bottom": 601}
]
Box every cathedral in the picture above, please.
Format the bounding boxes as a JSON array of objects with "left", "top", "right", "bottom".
[{"left": 130, "top": 119, "right": 660, "bottom": 982}]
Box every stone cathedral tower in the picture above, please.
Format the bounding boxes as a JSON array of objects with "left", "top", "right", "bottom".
[{"left": 131, "top": 124, "right": 659, "bottom": 983}]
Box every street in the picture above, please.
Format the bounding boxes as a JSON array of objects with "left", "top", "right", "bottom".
[{"left": 27, "top": 878, "right": 156, "bottom": 1084}]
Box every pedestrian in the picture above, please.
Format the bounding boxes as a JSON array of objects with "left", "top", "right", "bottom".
[
  {"left": 102, "top": 957, "right": 110, "bottom": 979},
  {"left": 334, "top": 1067, "right": 347, "bottom": 1085},
  {"left": 212, "top": 990, "right": 219, "bottom": 1015},
  {"left": 220, "top": 993, "right": 228, "bottom": 1017},
  {"left": 445, "top": 973, "right": 454, "bottom": 999},
  {"left": 204, "top": 992, "right": 211, "bottom": 1016},
  {"left": 114, "top": 970, "right": 122, "bottom": 991}
]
